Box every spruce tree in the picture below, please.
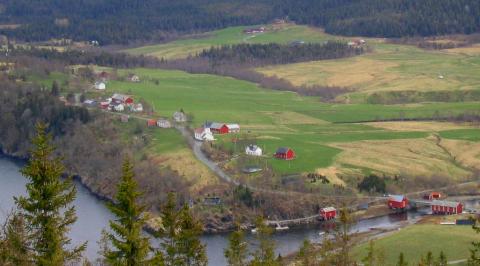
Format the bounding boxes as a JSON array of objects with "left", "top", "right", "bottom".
[
  {"left": 15, "top": 123, "right": 85, "bottom": 265},
  {"left": 0, "top": 212, "right": 32, "bottom": 266},
  {"left": 296, "top": 239, "right": 315, "bottom": 266},
  {"left": 158, "top": 192, "right": 179, "bottom": 265},
  {"left": 437, "top": 251, "right": 447, "bottom": 266},
  {"left": 362, "top": 240, "right": 376, "bottom": 266},
  {"left": 105, "top": 158, "right": 156, "bottom": 265},
  {"left": 224, "top": 225, "right": 248, "bottom": 266},
  {"left": 469, "top": 218, "right": 480, "bottom": 266},
  {"left": 175, "top": 205, "right": 208, "bottom": 266},
  {"left": 397, "top": 252, "right": 408, "bottom": 266}
]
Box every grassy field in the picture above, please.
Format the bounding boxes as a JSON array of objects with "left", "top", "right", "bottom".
[
  {"left": 95, "top": 67, "right": 480, "bottom": 178},
  {"left": 258, "top": 42, "right": 480, "bottom": 103},
  {"left": 124, "top": 23, "right": 337, "bottom": 59},
  {"left": 353, "top": 224, "right": 479, "bottom": 265}
]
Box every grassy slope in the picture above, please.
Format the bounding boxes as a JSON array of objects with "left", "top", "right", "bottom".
[
  {"left": 353, "top": 224, "right": 479, "bottom": 265},
  {"left": 124, "top": 24, "right": 336, "bottom": 59},
  {"left": 103, "top": 68, "right": 479, "bottom": 176},
  {"left": 258, "top": 42, "right": 480, "bottom": 103}
]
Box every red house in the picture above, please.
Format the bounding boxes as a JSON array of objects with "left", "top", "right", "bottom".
[
  {"left": 424, "top": 192, "right": 442, "bottom": 201},
  {"left": 147, "top": 119, "right": 156, "bottom": 127},
  {"left": 274, "top": 147, "right": 295, "bottom": 160},
  {"left": 111, "top": 93, "right": 134, "bottom": 105},
  {"left": 320, "top": 207, "right": 337, "bottom": 220},
  {"left": 431, "top": 200, "right": 463, "bottom": 215},
  {"left": 388, "top": 195, "right": 408, "bottom": 210}
]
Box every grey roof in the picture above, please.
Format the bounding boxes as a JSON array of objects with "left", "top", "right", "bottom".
[
  {"left": 432, "top": 200, "right": 461, "bottom": 208},
  {"left": 276, "top": 147, "right": 290, "bottom": 154}
]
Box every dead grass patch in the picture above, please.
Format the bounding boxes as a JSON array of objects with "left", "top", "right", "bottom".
[
  {"left": 262, "top": 111, "right": 329, "bottom": 125},
  {"left": 440, "top": 139, "right": 480, "bottom": 171},
  {"left": 314, "top": 166, "right": 346, "bottom": 186},
  {"left": 445, "top": 44, "right": 480, "bottom": 55},
  {"left": 363, "top": 121, "right": 476, "bottom": 132}
]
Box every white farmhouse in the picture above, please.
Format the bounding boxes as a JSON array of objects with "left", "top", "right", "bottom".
[
  {"left": 94, "top": 81, "right": 106, "bottom": 90},
  {"left": 113, "top": 104, "right": 125, "bottom": 112},
  {"left": 194, "top": 127, "right": 214, "bottom": 141},
  {"left": 245, "top": 145, "right": 262, "bottom": 156},
  {"left": 226, "top": 123, "right": 240, "bottom": 133}
]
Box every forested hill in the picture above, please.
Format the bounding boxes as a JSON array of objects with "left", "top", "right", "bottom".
[{"left": 0, "top": 0, "right": 479, "bottom": 44}]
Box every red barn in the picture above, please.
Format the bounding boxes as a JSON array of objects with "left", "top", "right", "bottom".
[
  {"left": 111, "top": 93, "right": 134, "bottom": 105},
  {"left": 388, "top": 195, "right": 408, "bottom": 210},
  {"left": 147, "top": 119, "right": 156, "bottom": 127},
  {"left": 431, "top": 200, "right": 463, "bottom": 215},
  {"left": 207, "top": 122, "right": 229, "bottom": 134},
  {"left": 274, "top": 147, "right": 295, "bottom": 160},
  {"left": 320, "top": 207, "right": 337, "bottom": 220}
]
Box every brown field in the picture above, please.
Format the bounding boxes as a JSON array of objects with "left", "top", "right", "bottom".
[
  {"left": 445, "top": 44, "right": 480, "bottom": 55},
  {"left": 261, "top": 111, "right": 329, "bottom": 125},
  {"left": 440, "top": 139, "right": 480, "bottom": 171},
  {"left": 363, "top": 121, "right": 476, "bottom": 132},
  {"left": 313, "top": 166, "right": 346, "bottom": 186},
  {"left": 330, "top": 138, "right": 471, "bottom": 178}
]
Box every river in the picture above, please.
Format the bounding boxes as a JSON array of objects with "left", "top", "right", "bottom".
[{"left": 0, "top": 155, "right": 477, "bottom": 265}]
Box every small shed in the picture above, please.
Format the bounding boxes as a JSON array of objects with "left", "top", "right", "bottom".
[
  {"left": 147, "top": 119, "right": 156, "bottom": 127},
  {"left": 131, "top": 103, "right": 143, "bottom": 112},
  {"left": 173, "top": 111, "right": 187, "bottom": 123},
  {"left": 208, "top": 122, "right": 229, "bottom": 134},
  {"left": 424, "top": 192, "right": 442, "bottom": 201},
  {"left": 274, "top": 147, "right": 295, "bottom": 160},
  {"left": 431, "top": 200, "right": 463, "bottom": 215},
  {"left": 94, "top": 82, "right": 106, "bottom": 90},
  {"left": 157, "top": 119, "right": 172, "bottom": 128},
  {"left": 388, "top": 195, "right": 408, "bottom": 210},
  {"left": 128, "top": 74, "right": 140, "bottom": 82},
  {"left": 227, "top": 124, "right": 240, "bottom": 133},
  {"left": 320, "top": 207, "right": 337, "bottom": 220},
  {"left": 245, "top": 145, "right": 262, "bottom": 156}
]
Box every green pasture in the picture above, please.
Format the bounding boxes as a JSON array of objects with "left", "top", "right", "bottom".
[
  {"left": 439, "top": 129, "right": 480, "bottom": 142},
  {"left": 124, "top": 24, "right": 337, "bottom": 59},
  {"left": 353, "top": 224, "right": 479, "bottom": 266},
  {"left": 103, "top": 68, "right": 480, "bottom": 175}
]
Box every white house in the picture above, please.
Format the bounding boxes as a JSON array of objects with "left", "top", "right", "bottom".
[
  {"left": 131, "top": 103, "right": 143, "bottom": 112},
  {"left": 113, "top": 104, "right": 125, "bottom": 112},
  {"left": 157, "top": 119, "right": 172, "bottom": 128},
  {"left": 194, "top": 127, "right": 214, "bottom": 141},
  {"left": 129, "top": 74, "right": 140, "bottom": 82},
  {"left": 245, "top": 145, "right": 262, "bottom": 156},
  {"left": 173, "top": 111, "right": 187, "bottom": 122},
  {"left": 94, "top": 81, "right": 106, "bottom": 90},
  {"left": 226, "top": 123, "right": 240, "bottom": 133}
]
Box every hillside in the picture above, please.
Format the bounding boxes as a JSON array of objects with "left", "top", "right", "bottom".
[{"left": 1, "top": 0, "right": 479, "bottom": 44}]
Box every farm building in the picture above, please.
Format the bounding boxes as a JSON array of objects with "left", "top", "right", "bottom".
[
  {"left": 173, "top": 111, "right": 187, "bottom": 122},
  {"left": 128, "top": 74, "right": 140, "bottom": 82},
  {"left": 111, "top": 93, "right": 134, "bottom": 105},
  {"left": 388, "top": 195, "right": 408, "bottom": 210},
  {"left": 243, "top": 27, "right": 266, "bottom": 34},
  {"left": 245, "top": 145, "right": 262, "bottom": 156},
  {"left": 100, "top": 102, "right": 109, "bottom": 109},
  {"left": 131, "top": 103, "right": 143, "bottom": 112},
  {"left": 120, "top": 115, "right": 129, "bottom": 123},
  {"left": 194, "top": 127, "right": 214, "bottom": 141},
  {"left": 424, "top": 192, "right": 442, "bottom": 201},
  {"left": 94, "top": 81, "right": 106, "bottom": 90},
  {"left": 226, "top": 124, "right": 240, "bottom": 133},
  {"left": 147, "top": 119, "right": 156, "bottom": 127},
  {"left": 207, "top": 122, "right": 229, "bottom": 134},
  {"left": 431, "top": 200, "right": 463, "bottom": 215},
  {"left": 274, "top": 147, "right": 295, "bottom": 160},
  {"left": 111, "top": 103, "right": 125, "bottom": 112},
  {"left": 157, "top": 119, "right": 172, "bottom": 128},
  {"left": 320, "top": 207, "right": 337, "bottom": 220},
  {"left": 83, "top": 99, "right": 96, "bottom": 107}
]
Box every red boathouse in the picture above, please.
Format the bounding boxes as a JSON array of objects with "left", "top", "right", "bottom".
[
  {"left": 388, "top": 195, "right": 408, "bottom": 210},
  {"left": 431, "top": 200, "right": 463, "bottom": 215},
  {"left": 320, "top": 207, "right": 337, "bottom": 220},
  {"left": 274, "top": 147, "right": 295, "bottom": 160}
]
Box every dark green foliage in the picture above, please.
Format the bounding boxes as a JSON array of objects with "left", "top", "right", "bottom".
[
  {"left": 104, "top": 158, "right": 156, "bottom": 265},
  {"left": 1, "top": 0, "right": 479, "bottom": 44},
  {"left": 15, "top": 123, "right": 85, "bottom": 265},
  {"left": 358, "top": 174, "right": 386, "bottom": 194},
  {"left": 233, "top": 185, "right": 256, "bottom": 208},
  {"left": 224, "top": 227, "right": 248, "bottom": 266},
  {"left": 0, "top": 213, "right": 32, "bottom": 266},
  {"left": 250, "top": 216, "right": 278, "bottom": 266},
  {"left": 468, "top": 217, "right": 480, "bottom": 265},
  {"left": 199, "top": 41, "right": 363, "bottom": 66},
  {"left": 397, "top": 252, "right": 408, "bottom": 266},
  {"left": 296, "top": 240, "right": 316, "bottom": 266}
]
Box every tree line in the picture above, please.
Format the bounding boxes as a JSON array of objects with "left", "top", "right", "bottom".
[
  {"left": 198, "top": 42, "right": 363, "bottom": 66},
  {"left": 0, "top": 0, "right": 479, "bottom": 44}
]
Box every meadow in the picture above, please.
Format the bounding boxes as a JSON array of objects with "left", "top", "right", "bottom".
[
  {"left": 101, "top": 68, "right": 480, "bottom": 178},
  {"left": 353, "top": 224, "right": 478, "bottom": 265},
  {"left": 258, "top": 42, "right": 480, "bottom": 103},
  {"left": 124, "top": 24, "right": 337, "bottom": 59}
]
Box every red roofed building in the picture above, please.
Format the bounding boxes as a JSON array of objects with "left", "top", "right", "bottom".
[
  {"left": 388, "top": 195, "right": 408, "bottom": 210},
  {"left": 320, "top": 207, "right": 337, "bottom": 220},
  {"left": 431, "top": 200, "right": 463, "bottom": 215}
]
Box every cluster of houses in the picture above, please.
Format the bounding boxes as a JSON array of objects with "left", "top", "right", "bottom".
[
  {"left": 194, "top": 122, "right": 240, "bottom": 141},
  {"left": 243, "top": 27, "right": 266, "bottom": 35},
  {"left": 387, "top": 192, "right": 464, "bottom": 215},
  {"left": 347, "top": 39, "right": 366, "bottom": 47},
  {"left": 98, "top": 93, "right": 143, "bottom": 112},
  {"left": 93, "top": 72, "right": 140, "bottom": 92}
]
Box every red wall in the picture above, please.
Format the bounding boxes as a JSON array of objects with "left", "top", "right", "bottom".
[
  {"left": 320, "top": 210, "right": 336, "bottom": 220},
  {"left": 388, "top": 199, "right": 407, "bottom": 209}
]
